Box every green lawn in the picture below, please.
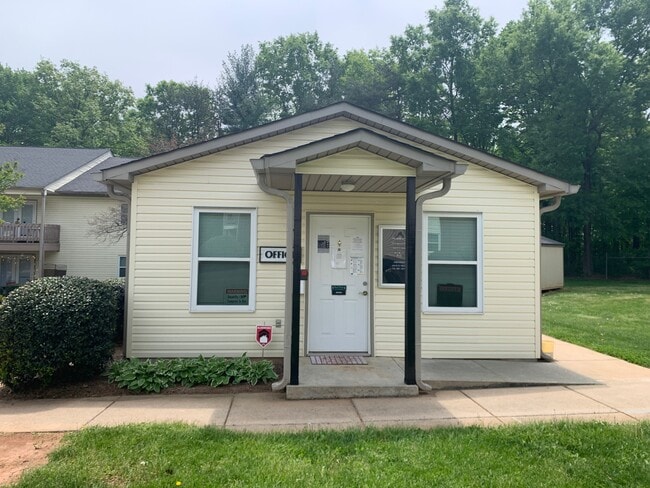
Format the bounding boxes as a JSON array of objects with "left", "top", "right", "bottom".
[
  {"left": 14, "top": 422, "right": 650, "bottom": 487},
  {"left": 542, "top": 279, "right": 650, "bottom": 367}
]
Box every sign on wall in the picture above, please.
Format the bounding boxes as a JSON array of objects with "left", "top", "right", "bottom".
[{"left": 259, "top": 247, "right": 287, "bottom": 263}]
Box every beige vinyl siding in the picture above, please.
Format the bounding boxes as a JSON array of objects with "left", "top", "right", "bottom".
[
  {"left": 44, "top": 195, "right": 127, "bottom": 280},
  {"left": 418, "top": 165, "right": 540, "bottom": 359},
  {"left": 128, "top": 117, "right": 541, "bottom": 359}
]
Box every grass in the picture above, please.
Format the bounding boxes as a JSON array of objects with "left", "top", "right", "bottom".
[
  {"left": 542, "top": 279, "right": 650, "bottom": 367},
  {"left": 14, "top": 422, "right": 650, "bottom": 487}
]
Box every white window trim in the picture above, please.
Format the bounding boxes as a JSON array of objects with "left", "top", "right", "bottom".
[
  {"left": 378, "top": 225, "right": 406, "bottom": 288},
  {"left": 190, "top": 207, "right": 257, "bottom": 312},
  {"left": 422, "top": 212, "right": 483, "bottom": 314}
]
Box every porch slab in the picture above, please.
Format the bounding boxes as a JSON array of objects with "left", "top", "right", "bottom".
[
  {"left": 286, "top": 357, "right": 419, "bottom": 400},
  {"left": 416, "top": 358, "right": 597, "bottom": 389}
]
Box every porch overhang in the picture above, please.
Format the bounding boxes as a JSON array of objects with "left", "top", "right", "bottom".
[
  {"left": 254, "top": 128, "right": 467, "bottom": 394},
  {"left": 251, "top": 128, "right": 464, "bottom": 193}
]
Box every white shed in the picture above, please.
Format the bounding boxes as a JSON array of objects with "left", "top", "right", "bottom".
[{"left": 541, "top": 236, "right": 565, "bottom": 291}]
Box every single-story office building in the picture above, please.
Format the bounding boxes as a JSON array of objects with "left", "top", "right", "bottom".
[{"left": 100, "top": 102, "right": 579, "bottom": 392}]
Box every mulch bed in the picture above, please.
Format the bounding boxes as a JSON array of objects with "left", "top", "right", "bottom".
[{"left": 0, "top": 355, "right": 283, "bottom": 400}]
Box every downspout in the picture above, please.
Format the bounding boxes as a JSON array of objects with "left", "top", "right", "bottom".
[
  {"left": 254, "top": 168, "right": 294, "bottom": 392},
  {"left": 106, "top": 183, "right": 132, "bottom": 358},
  {"left": 538, "top": 195, "right": 563, "bottom": 358},
  {"left": 414, "top": 177, "right": 454, "bottom": 391},
  {"left": 540, "top": 196, "right": 562, "bottom": 215},
  {"left": 38, "top": 189, "right": 47, "bottom": 278}
]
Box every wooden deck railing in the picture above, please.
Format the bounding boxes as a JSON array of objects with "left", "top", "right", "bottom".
[{"left": 0, "top": 223, "right": 60, "bottom": 244}]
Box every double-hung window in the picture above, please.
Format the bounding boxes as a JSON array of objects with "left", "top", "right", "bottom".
[
  {"left": 191, "top": 208, "right": 256, "bottom": 312},
  {"left": 424, "top": 213, "right": 482, "bottom": 312}
]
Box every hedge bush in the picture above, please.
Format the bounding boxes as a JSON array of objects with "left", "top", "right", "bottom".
[{"left": 0, "top": 276, "right": 119, "bottom": 390}]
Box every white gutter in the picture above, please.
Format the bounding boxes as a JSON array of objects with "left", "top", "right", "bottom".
[
  {"left": 254, "top": 166, "right": 294, "bottom": 392},
  {"left": 105, "top": 182, "right": 132, "bottom": 358},
  {"left": 38, "top": 189, "right": 47, "bottom": 278},
  {"left": 540, "top": 196, "right": 563, "bottom": 215},
  {"left": 413, "top": 177, "right": 455, "bottom": 391}
]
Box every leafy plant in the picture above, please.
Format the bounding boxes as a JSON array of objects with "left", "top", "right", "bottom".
[
  {"left": 107, "top": 355, "right": 277, "bottom": 393},
  {"left": 0, "top": 277, "right": 119, "bottom": 390}
]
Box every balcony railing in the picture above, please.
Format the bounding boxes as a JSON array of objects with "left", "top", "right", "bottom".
[{"left": 0, "top": 223, "right": 60, "bottom": 244}]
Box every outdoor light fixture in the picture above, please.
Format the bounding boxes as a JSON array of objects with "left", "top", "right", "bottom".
[{"left": 340, "top": 181, "right": 355, "bottom": 192}]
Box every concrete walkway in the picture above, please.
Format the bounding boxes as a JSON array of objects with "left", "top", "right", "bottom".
[{"left": 1, "top": 337, "right": 648, "bottom": 433}]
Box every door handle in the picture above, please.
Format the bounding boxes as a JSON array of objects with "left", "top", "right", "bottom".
[{"left": 360, "top": 290, "right": 368, "bottom": 296}]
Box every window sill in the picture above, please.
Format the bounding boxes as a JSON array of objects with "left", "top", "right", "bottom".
[
  {"left": 190, "top": 305, "right": 256, "bottom": 313},
  {"left": 423, "top": 307, "right": 483, "bottom": 314}
]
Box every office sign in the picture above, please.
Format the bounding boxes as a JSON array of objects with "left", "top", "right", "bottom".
[{"left": 259, "top": 247, "right": 287, "bottom": 263}]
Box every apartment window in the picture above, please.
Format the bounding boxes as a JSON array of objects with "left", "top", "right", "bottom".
[
  {"left": 191, "top": 208, "right": 256, "bottom": 312},
  {"left": 424, "top": 213, "right": 482, "bottom": 312},
  {"left": 2, "top": 201, "right": 37, "bottom": 224},
  {"left": 118, "top": 256, "right": 127, "bottom": 278}
]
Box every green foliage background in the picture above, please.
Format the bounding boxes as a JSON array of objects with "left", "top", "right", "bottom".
[{"left": 1, "top": 0, "right": 648, "bottom": 277}]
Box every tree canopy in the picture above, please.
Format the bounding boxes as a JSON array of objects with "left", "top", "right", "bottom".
[{"left": 0, "top": 0, "right": 648, "bottom": 277}]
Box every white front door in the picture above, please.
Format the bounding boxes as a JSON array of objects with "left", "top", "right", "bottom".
[{"left": 308, "top": 214, "right": 371, "bottom": 353}]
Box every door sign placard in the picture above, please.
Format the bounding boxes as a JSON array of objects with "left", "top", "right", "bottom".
[
  {"left": 317, "top": 235, "right": 330, "bottom": 253},
  {"left": 331, "top": 249, "right": 346, "bottom": 269},
  {"left": 331, "top": 285, "right": 347, "bottom": 295},
  {"left": 350, "top": 235, "right": 364, "bottom": 255},
  {"left": 350, "top": 256, "right": 365, "bottom": 276}
]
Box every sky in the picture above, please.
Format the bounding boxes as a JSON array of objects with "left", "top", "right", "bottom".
[{"left": 1, "top": 0, "right": 529, "bottom": 97}]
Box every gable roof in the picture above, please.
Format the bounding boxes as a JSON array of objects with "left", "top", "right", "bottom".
[
  {"left": 251, "top": 128, "right": 464, "bottom": 193},
  {"left": 101, "top": 102, "right": 579, "bottom": 198},
  {"left": 57, "top": 157, "right": 133, "bottom": 195},
  {"left": 0, "top": 147, "right": 112, "bottom": 191}
]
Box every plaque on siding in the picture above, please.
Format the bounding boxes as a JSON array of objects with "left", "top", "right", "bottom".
[{"left": 381, "top": 227, "right": 406, "bottom": 285}]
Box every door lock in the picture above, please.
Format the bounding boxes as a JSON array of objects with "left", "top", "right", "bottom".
[{"left": 361, "top": 290, "right": 368, "bottom": 296}]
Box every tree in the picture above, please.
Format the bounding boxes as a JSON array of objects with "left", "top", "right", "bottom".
[
  {"left": 256, "top": 32, "right": 343, "bottom": 117},
  {"left": 0, "top": 61, "right": 147, "bottom": 156},
  {"left": 138, "top": 80, "right": 219, "bottom": 152},
  {"left": 389, "top": 0, "right": 498, "bottom": 149},
  {"left": 216, "top": 45, "right": 269, "bottom": 134},
  {"left": 87, "top": 204, "right": 127, "bottom": 243},
  {"left": 487, "top": 0, "right": 649, "bottom": 275},
  {"left": 0, "top": 65, "right": 40, "bottom": 145},
  {"left": 340, "top": 49, "right": 403, "bottom": 118},
  {"left": 0, "top": 162, "right": 24, "bottom": 218}
]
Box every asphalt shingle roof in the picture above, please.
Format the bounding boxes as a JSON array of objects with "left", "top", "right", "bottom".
[
  {"left": 0, "top": 146, "right": 110, "bottom": 189},
  {"left": 58, "top": 157, "right": 133, "bottom": 194}
]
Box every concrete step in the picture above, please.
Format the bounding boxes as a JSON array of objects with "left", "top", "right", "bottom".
[{"left": 286, "top": 384, "right": 419, "bottom": 400}]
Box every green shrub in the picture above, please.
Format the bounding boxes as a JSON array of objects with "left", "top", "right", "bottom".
[
  {"left": 108, "top": 355, "right": 278, "bottom": 393},
  {"left": 0, "top": 276, "right": 119, "bottom": 390}
]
